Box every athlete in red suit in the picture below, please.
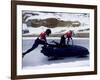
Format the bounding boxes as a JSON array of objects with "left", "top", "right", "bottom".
[
  {"left": 51, "top": 30, "right": 73, "bottom": 47},
  {"left": 23, "top": 29, "right": 51, "bottom": 57},
  {"left": 64, "top": 30, "right": 73, "bottom": 45}
]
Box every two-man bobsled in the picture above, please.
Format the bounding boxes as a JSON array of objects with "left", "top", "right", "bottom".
[{"left": 41, "top": 44, "right": 89, "bottom": 58}]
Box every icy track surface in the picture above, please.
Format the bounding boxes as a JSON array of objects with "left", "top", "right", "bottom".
[{"left": 22, "top": 37, "right": 89, "bottom": 69}]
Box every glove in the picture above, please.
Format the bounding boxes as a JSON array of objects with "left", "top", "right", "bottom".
[{"left": 50, "top": 40, "right": 55, "bottom": 43}]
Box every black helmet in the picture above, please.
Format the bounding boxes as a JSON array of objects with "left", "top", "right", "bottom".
[{"left": 45, "top": 29, "right": 51, "bottom": 36}]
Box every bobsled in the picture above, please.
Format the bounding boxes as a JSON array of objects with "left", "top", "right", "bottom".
[{"left": 41, "top": 44, "right": 89, "bottom": 58}]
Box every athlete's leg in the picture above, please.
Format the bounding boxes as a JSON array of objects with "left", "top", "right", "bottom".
[
  {"left": 67, "top": 38, "right": 70, "bottom": 45},
  {"left": 22, "top": 39, "right": 39, "bottom": 57},
  {"left": 71, "top": 37, "right": 73, "bottom": 45}
]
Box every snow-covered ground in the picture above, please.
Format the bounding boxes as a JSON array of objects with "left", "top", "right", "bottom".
[
  {"left": 23, "top": 11, "right": 89, "bottom": 25},
  {"left": 22, "top": 37, "right": 89, "bottom": 69},
  {"left": 23, "top": 25, "right": 89, "bottom": 35},
  {"left": 22, "top": 11, "right": 90, "bottom": 35}
]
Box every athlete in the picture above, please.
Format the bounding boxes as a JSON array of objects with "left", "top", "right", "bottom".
[
  {"left": 65, "top": 30, "right": 73, "bottom": 45},
  {"left": 22, "top": 29, "right": 51, "bottom": 57},
  {"left": 51, "top": 30, "right": 73, "bottom": 47}
]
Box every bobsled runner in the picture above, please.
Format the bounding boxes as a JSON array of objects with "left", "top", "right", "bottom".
[{"left": 41, "top": 44, "right": 89, "bottom": 58}]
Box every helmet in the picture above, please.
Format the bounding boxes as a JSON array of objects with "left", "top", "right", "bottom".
[{"left": 45, "top": 29, "right": 51, "bottom": 36}]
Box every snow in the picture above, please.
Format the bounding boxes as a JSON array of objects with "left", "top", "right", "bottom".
[
  {"left": 22, "top": 25, "right": 89, "bottom": 35},
  {"left": 23, "top": 11, "right": 90, "bottom": 25},
  {"left": 22, "top": 11, "right": 90, "bottom": 35},
  {"left": 22, "top": 38, "right": 89, "bottom": 69},
  {"left": 22, "top": 23, "right": 28, "bottom": 30}
]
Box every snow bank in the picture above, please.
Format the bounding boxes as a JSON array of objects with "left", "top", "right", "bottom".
[{"left": 22, "top": 11, "right": 90, "bottom": 36}]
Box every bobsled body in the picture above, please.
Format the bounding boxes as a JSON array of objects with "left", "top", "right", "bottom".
[{"left": 41, "top": 45, "right": 89, "bottom": 58}]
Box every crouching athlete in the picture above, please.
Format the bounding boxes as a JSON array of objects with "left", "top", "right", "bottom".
[
  {"left": 51, "top": 30, "right": 73, "bottom": 47},
  {"left": 22, "top": 29, "right": 51, "bottom": 58}
]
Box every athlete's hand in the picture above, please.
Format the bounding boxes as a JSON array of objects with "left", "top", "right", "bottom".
[{"left": 50, "top": 40, "right": 55, "bottom": 43}]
